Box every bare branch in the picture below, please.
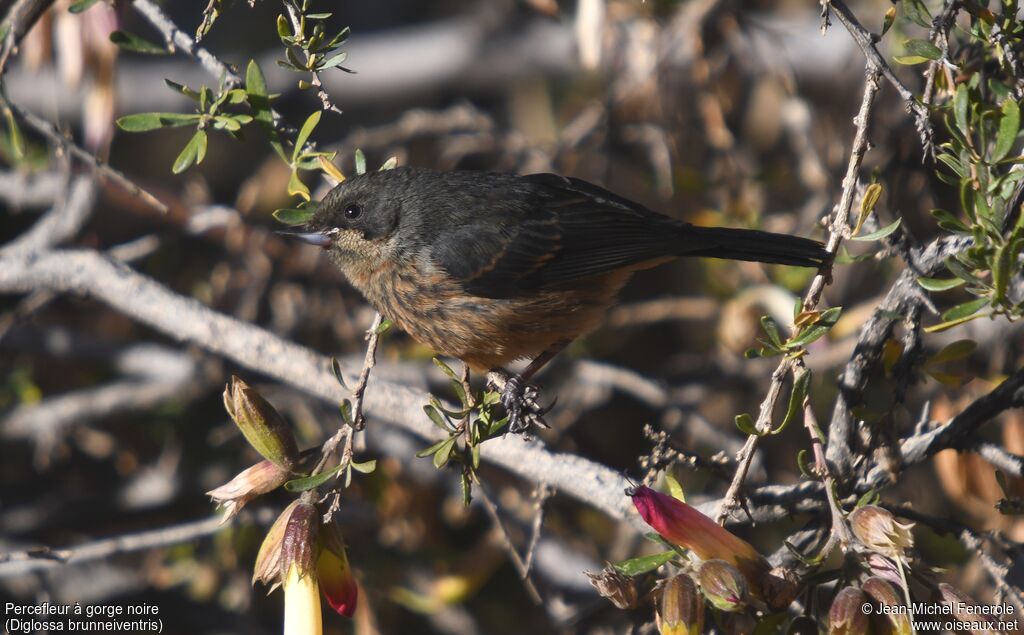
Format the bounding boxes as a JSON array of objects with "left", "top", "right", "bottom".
[{"left": 716, "top": 67, "right": 882, "bottom": 523}]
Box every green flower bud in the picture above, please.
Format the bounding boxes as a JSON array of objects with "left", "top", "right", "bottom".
[
  {"left": 697, "top": 559, "right": 749, "bottom": 612},
  {"left": 224, "top": 375, "right": 300, "bottom": 470}
]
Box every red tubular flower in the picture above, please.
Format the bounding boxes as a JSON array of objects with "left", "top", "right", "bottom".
[
  {"left": 317, "top": 519, "right": 359, "bottom": 618},
  {"left": 631, "top": 486, "right": 767, "bottom": 583}
]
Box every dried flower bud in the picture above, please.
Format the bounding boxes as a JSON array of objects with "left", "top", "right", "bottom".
[
  {"left": 585, "top": 565, "right": 638, "bottom": 609},
  {"left": 657, "top": 573, "right": 703, "bottom": 635},
  {"left": 207, "top": 459, "right": 291, "bottom": 522},
  {"left": 225, "top": 376, "right": 300, "bottom": 470},
  {"left": 318, "top": 518, "right": 358, "bottom": 618},
  {"left": 862, "top": 576, "right": 912, "bottom": 635},
  {"left": 254, "top": 501, "right": 298, "bottom": 589},
  {"left": 849, "top": 505, "right": 914, "bottom": 558},
  {"left": 865, "top": 553, "right": 902, "bottom": 586},
  {"left": 697, "top": 559, "right": 749, "bottom": 612},
  {"left": 829, "top": 586, "right": 870, "bottom": 635},
  {"left": 760, "top": 566, "right": 799, "bottom": 611},
  {"left": 631, "top": 486, "right": 768, "bottom": 583}
]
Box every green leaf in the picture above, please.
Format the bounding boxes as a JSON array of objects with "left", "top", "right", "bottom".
[
  {"left": 954, "top": 83, "right": 970, "bottom": 137},
  {"left": 331, "top": 357, "right": 348, "bottom": 389},
  {"left": 787, "top": 306, "right": 843, "bottom": 348},
  {"left": 293, "top": 110, "right": 322, "bottom": 163},
  {"left": 276, "top": 14, "right": 291, "bottom": 39},
  {"left": 171, "top": 130, "right": 206, "bottom": 174},
  {"left": 893, "top": 55, "right": 931, "bottom": 65},
  {"left": 379, "top": 156, "right": 398, "bottom": 171},
  {"left": 772, "top": 369, "right": 810, "bottom": 435},
  {"left": 416, "top": 437, "right": 451, "bottom": 458},
  {"left": 3, "top": 107, "right": 24, "bottom": 160},
  {"left": 109, "top": 30, "right": 168, "bottom": 55},
  {"left": 760, "top": 315, "right": 784, "bottom": 348},
  {"left": 855, "top": 489, "right": 879, "bottom": 508},
  {"left": 423, "top": 404, "right": 453, "bottom": 431},
  {"left": 735, "top": 413, "right": 759, "bottom": 436},
  {"left": 796, "top": 449, "right": 812, "bottom": 477},
  {"left": 925, "top": 311, "right": 989, "bottom": 333},
  {"left": 351, "top": 459, "right": 376, "bottom": 474},
  {"left": 69, "top": 0, "right": 101, "bottom": 13},
  {"left": 945, "top": 257, "right": 983, "bottom": 285},
  {"left": 930, "top": 208, "right": 969, "bottom": 232},
  {"left": 432, "top": 437, "right": 457, "bottom": 469},
  {"left": 284, "top": 463, "right": 345, "bottom": 491},
  {"left": 927, "top": 339, "right": 977, "bottom": 365},
  {"left": 993, "top": 99, "right": 1020, "bottom": 162},
  {"left": 665, "top": 473, "right": 685, "bottom": 502},
  {"left": 942, "top": 297, "right": 989, "bottom": 322},
  {"left": 992, "top": 239, "right": 1017, "bottom": 303},
  {"left": 354, "top": 149, "right": 366, "bottom": 175},
  {"left": 917, "top": 276, "right": 967, "bottom": 291},
  {"left": 318, "top": 51, "right": 349, "bottom": 70},
  {"left": 613, "top": 551, "right": 676, "bottom": 576},
  {"left": 432, "top": 357, "right": 460, "bottom": 381},
  {"left": 272, "top": 207, "right": 316, "bottom": 225},
  {"left": 854, "top": 183, "right": 884, "bottom": 236},
  {"left": 245, "top": 60, "right": 286, "bottom": 161},
  {"left": 287, "top": 170, "right": 310, "bottom": 200},
  {"left": 164, "top": 79, "right": 201, "bottom": 100},
  {"left": 902, "top": 0, "right": 933, "bottom": 27},
  {"left": 116, "top": 112, "right": 200, "bottom": 132},
  {"left": 903, "top": 38, "right": 942, "bottom": 60},
  {"left": 851, "top": 218, "right": 902, "bottom": 241},
  {"left": 246, "top": 59, "right": 268, "bottom": 97},
  {"left": 328, "top": 26, "right": 351, "bottom": 48}
]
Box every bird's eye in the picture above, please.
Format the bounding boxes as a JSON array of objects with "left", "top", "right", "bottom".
[{"left": 344, "top": 203, "right": 362, "bottom": 220}]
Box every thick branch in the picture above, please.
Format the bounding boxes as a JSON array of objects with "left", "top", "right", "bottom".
[
  {"left": 0, "top": 248, "right": 643, "bottom": 529},
  {"left": 826, "top": 235, "right": 972, "bottom": 475}
]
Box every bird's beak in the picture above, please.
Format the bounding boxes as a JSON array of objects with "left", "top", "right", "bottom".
[{"left": 276, "top": 230, "right": 333, "bottom": 249}]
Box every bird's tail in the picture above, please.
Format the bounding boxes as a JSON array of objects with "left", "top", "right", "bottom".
[{"left": 679, "top": 226, "right": 830, "bottom": 268}]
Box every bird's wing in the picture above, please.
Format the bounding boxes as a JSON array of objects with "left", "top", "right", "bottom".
[{"left": 431, "top": 173, "right": 686, "bottom": 299}]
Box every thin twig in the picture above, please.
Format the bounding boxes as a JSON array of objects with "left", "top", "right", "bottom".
[
  {"left": 802, "top": 376, "right": 854, "bottom": 558},
  {"left": 716, "top": 67, "right": 882, "bottom": 524},
  {"left": 4, "top": 100, "right": 167, "bottom": 213},
  {"left": 0, "top": 0, "right": 55, "bottom": 76},
  {"left": 0, "top": 514, "right": 232, "bottom": 577},
  {"left": 311, "top": 312, "right": 383, "bottom": 477},
  {"left": 476, "top": 481, "right": 544, "bottom": 605},
  {"left": 825, "top": 0, "right": 934, "bottom": 154},
  {"left": 282, "top": 0, "right": 344, "bottom": 115},
  {"left": 350, "top": 312, "right": 383, "bottom": 432},
  {"left": 522, "top": 483, "right": 552, "bottom": 575},
  {"left": 130, "top": 0, "right": 241, "bottom": 89}
]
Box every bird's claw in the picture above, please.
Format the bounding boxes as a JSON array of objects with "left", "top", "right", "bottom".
[{"left": 487, "top": 371, "right": 553, "bottom": 435}]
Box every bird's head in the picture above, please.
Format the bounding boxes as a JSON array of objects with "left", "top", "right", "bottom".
[{"left": 279, "top": 169, "right": 410, "bottom": 278}]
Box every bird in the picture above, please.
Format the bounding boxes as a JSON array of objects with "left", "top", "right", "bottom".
[{"left": 282, "top": 166, "right": 830, "bottom": 432}]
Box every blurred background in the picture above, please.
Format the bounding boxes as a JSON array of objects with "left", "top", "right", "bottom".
[{"left": 1, "top": 0, "right": 1022, "bottom": 633}]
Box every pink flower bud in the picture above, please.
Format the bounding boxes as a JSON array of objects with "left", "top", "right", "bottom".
[{"left": 631, "top": 486, "right": 767, "bottom": 583}]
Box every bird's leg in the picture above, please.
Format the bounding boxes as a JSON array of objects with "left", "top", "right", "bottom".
[{"left": 487, "top": 346, "right": 563, "bottom": 435}]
